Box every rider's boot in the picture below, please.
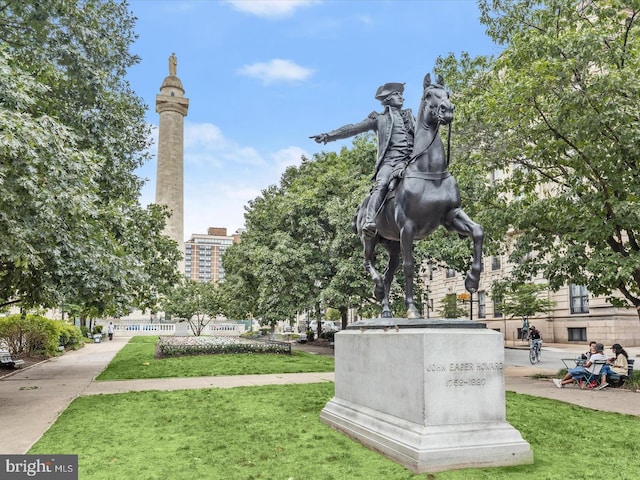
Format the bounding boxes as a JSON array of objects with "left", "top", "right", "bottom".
[{"left": 364, "top": 189, "right": 383, "bottom": 236}]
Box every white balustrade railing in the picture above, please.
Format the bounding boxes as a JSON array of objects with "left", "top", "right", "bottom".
[{"left": 102, "top": 322, "right": 245, "bottom": 337}]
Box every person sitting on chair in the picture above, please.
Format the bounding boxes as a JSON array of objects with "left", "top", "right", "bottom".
[
  {"left": 554, "top": 343, "right": 608, "bottom": 388},
  {"left": 581, "top": 341, "right": 597, "bottom": 360},
  {"left": 598, "top": 343, "right": 629, "bottom": 390}
]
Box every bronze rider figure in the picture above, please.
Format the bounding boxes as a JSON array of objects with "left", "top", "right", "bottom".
[{"left": 311, "top": 82, "right": 416, "bottom": 236}]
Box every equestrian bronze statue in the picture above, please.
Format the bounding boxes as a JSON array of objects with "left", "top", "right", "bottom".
[{"left": 313, "top": 73, "right": 483, "bottom": 319}]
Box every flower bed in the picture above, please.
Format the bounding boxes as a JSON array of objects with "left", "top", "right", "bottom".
[{"left": 156, "top": 336, "right": 291, "bottom": 358}]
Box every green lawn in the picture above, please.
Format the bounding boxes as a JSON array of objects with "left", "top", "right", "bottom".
[
  {"left": 30, "top": 385, "right": 640, "bottom": 480},
  {"left": 97, "top": 336, "right": 334, "bottom": 380}
]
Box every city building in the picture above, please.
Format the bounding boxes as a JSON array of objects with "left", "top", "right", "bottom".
[
  {"left": 184, "top": 227, "right": 242, "bottom": 283},
  {"left": 424, "top": 253, "right": 640, "bottom": 346}
]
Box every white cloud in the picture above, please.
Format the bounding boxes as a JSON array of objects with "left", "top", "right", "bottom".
[
  {"left": 271, "top": 146, "right": 307, "bottom": 176},
  {"left": 183, "top": 122, "right": 265, "bottom": 167},
  {"left": 184, "top": 123, "right": 224, "bottom": 147},
  {"left": 225, "top": 0, "right": 318, "bottom": 19},
  {"left": 237, "top": 59, "right": 314, "bottom": 85},
  {"left": 184, "top": 182, "right": 251, "bottom": 237}
]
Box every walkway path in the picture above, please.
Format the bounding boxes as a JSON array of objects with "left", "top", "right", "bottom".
[{"left": 0, "top": 337, "right": 638, "bottom": 455}]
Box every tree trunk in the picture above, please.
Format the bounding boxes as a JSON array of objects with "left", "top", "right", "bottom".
[{"left": 340, "top": 306, "right": 348, "bottom": 330}]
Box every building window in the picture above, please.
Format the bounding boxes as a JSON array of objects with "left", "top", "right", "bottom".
[
  {"left": 477, "top": 291, "right": 486, "bottom": 319},
  {"left": 570, "top": 284, "right": 589, "bottom": 314},
  {"left": 491, "top": 256, "right": 501, "bottom": 270},
  {"left": 568, "top": 327, "right": 587, "bottom": 342},
  {"left": 445, "top": 268, "right": 456, "bottom": 278},
  {"left": 493, "top": 296, "right": 502, "bottom": 318}
]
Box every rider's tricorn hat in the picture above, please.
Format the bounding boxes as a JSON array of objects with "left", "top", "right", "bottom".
[{"left": 375, "top": 82, "right": 405, "bottom": 101}]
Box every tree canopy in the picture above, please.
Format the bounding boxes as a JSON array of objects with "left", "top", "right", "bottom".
[
  {"left": 219, "top": 135, "right": 419, "bottom": 324},
  {"left": 439, "top": 0, "right": 640, "bottom": 318},
  {"left": 0, "top": 1, "right": 181, "bottom": 316},
  {"left": 494, "top": 282, "right": 556, "bottom": 323},
  {"left": 162, "top": 279, "right": 221, "bottom": 336}
]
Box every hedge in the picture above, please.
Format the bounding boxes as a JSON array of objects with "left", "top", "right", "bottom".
[{"left": 0, "top": 314, "right": 84, "bottom": 356}]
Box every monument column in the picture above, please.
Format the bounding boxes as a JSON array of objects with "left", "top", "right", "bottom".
[{"left": 155, "top": 52, "right": 189, "bottom": 271}]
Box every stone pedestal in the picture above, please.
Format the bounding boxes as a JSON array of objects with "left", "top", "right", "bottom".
[{"left": 320, "top": 321, "right": 533, "bottom": 474}]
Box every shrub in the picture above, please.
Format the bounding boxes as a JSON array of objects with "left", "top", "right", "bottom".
[
  {"left": 0, "top": 314, "right": 82, "bottom": 356},
  {"left": 626, "top": 370, "right": 640, "bottom": 389},
  {"left": 241, "top": 331, "right": 261, "bottom": 339},
  {"left": 58, "top": 323, "right": 84, "bottom": 350}
]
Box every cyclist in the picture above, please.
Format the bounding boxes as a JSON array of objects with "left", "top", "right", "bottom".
[{"left": 529, "top": 325, "right": 542, "bottom": 347}]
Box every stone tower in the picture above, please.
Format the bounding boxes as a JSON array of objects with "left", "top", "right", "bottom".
[{"left": 155, "top": 52, "right": 189, "bottom": 270}]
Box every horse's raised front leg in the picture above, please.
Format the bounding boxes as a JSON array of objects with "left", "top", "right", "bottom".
[
  {"left": 400, "top": 222, "right": 422, "bottom": 319},
  {"left": 446, "top": 209, "right": 484, "bottom": 293}
]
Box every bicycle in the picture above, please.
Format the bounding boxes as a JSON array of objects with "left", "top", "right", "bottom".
[{"left": 529, "top": 339, "right": 542, "bottom": 364}]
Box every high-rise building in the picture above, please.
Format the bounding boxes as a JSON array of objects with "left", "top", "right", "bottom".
[
  {"left": 155, "top": 52, "right": 189, "bottom": 270},
  {"left": 185, "top": 228, "right": 242, "bottom": 283}
]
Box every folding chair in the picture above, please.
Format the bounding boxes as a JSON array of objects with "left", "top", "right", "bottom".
[{"left": 576, "top": 360, "right": 607, "bottom": 389}]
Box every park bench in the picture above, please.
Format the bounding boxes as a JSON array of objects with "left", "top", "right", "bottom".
[
  {"left": 0, "top": 352, "right": 25, "bottom": 369},
  {"left": 606, "top": 358, "right": 635, "bottom": 388}
]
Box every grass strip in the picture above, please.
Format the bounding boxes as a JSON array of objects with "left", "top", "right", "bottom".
[
  {"left": 96, "top": 336, "right": 334, "bottom": 381},
  {"left": 30, "top": 385, "right": 640, "bottom": 480}
]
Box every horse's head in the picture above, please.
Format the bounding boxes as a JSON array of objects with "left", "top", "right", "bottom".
[{"left": 421, "top": 73, "right": 454, "bottom": 126}]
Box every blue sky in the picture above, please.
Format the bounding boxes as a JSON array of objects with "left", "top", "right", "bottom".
[{"left": 128, "top": 0, "right": 502, "bottom": 240}]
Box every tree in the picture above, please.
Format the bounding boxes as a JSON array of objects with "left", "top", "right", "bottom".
[
  {"left": 217, "top": 242, "right": 259, "bottom": 321},
  {"left": 221, "top": 135, "right": 401, "bottom": 325},
  {"left": 162, "top": 279, "right": 221, "bottom": 336},
  {"left": 0, "top": 1, "right": 181, "bottom": 314},
  {"left": 441, "top": 1, "right": 640, "bottom": 319},
  {"left": 438, "top": 294, "right": 469, "bottom": 319},
  {"left": 493, "top": 282, "right": 556, "bottom": 329}
]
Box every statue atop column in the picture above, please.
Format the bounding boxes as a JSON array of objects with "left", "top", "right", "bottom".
[{"left": 169, "top": 52, "right": 177, "bottom": 76}]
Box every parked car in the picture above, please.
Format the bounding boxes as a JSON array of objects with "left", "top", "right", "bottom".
[{"left": 308, "top": 320, "right": 340, "bottom": 333}]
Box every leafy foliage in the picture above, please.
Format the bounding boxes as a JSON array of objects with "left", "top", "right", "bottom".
[
  {"left": 0, "top": 1, "right": 181, "bottom": 315},
  {"left": 439, "top": 293, "right": 470, "bottom": 319},
  {"left": 0, "top": 314, "right": 83, "bottom": 356},
  {"left": 493, "top": 282, "right": 556, "bottom": 322},
  {"left": 438, "top": 1, "right": 640, "bottom": 318},
  {"left": 162, "top": 278, "right": 221, "bottom": 335},
  {"left": 220, "top": 135, "right": 391, "bottom": 324}
]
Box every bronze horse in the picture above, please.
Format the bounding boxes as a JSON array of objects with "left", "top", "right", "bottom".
[{"left": 354, "top": 74, "right": 484, "bottom": 319}]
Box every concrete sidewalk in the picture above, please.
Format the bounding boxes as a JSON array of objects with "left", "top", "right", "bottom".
[
  {"left": 0, "top": 336, "right": 127, "bottom": 454},
  {"left": 1, "top": 337, "right": 638, "bottom": 455}
]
